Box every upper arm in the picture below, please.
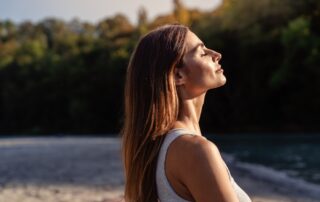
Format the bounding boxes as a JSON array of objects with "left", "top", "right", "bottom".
[{"left": 178, "top": 137, "right": 239, "bottom": 202}]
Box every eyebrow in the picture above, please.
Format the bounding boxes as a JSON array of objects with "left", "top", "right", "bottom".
[{"left": 190, "top": 42, "right": 205, "bottom": 53}]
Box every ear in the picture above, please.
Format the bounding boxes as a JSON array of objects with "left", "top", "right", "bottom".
[{"left": 174, "top": 67, "right": 186, "bottom": 86}]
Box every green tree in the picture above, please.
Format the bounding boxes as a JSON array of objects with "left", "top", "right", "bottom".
[{"left": 173, "top": 0, "right": 190, "bottom": 25}]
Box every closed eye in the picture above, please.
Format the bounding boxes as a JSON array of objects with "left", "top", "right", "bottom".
[{"left": 201, "top": 53, "right": 209, "bottom": 57}]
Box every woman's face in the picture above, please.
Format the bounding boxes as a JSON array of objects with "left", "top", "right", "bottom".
[{"left": 175, "top": 31, "right": 226, "bottom": 97}]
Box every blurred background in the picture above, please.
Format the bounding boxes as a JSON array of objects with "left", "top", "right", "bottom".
[
  {"left": 0, "top": 0, "right": 319, "bottom": 134},
  {"left": 1, "top": 0, "right": 320, "bottom": 134},
  {"left": 0, "top": 0, "right": 320, "bottom": 201}
]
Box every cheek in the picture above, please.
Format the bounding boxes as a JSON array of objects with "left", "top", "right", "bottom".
[
  {"left": 188, "top": 60, "right": 214, "bottom": 79},
  {"left": 185, "top": 61, "right": 214, "bottom": 85},
  {"left": 185, "top": 57, "right": 204, "bottom": 71},
  {"left": 186, "top": 60, "right": 226, "bottom": 90}
]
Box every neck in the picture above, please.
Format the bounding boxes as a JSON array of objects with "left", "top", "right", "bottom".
[{"left": 173, "top": 92, "right": 206, "bottom": 135}]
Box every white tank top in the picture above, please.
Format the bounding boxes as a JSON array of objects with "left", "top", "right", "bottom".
[{"left": 156, "top": 128, "right": 252, "bottom": 202}]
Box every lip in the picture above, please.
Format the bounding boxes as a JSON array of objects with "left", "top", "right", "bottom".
[{"left": 215, "top": 65, "right": 223, "bottom": 72}]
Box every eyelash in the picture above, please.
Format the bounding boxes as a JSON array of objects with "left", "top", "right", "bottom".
[{"left": 201, "top": 53, "right": 208, "bottom": 57}]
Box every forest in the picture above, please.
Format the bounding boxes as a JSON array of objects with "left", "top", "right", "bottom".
[{"left": 0, "top": 0, "right": 319, "bottom": 134}]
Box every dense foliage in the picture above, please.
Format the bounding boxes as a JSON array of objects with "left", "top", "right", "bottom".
[{"left": 0, "top": 0, "right": 319, "bottom": 134}]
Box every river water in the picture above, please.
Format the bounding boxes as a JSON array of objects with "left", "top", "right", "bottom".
[{"left": 208, "top": 133, "right": 320, "bottom": 186}]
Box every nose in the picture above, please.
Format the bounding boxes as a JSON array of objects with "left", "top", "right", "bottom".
[{"left": 207, "top": 49, "right": 222, "bottom": 62}]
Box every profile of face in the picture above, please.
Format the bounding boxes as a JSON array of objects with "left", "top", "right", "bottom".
[{"left": 175, "top": 31, "right": 226, "bottom": 98}]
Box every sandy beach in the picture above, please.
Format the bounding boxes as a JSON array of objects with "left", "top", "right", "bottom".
[{"left": 0, "top": 136, "right": 319, "bottom": 202}]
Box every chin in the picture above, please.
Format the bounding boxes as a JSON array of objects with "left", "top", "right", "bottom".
[
  {"left": 220, "top": 76, "right": 227, "bottom": 86},
  {"left": 211, "top": 76, "right": 227, "bottom": 89}
]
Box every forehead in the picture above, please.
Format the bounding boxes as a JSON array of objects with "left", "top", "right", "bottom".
[{"left": 184, "top": 31, "right": 203, "bottom": 53}]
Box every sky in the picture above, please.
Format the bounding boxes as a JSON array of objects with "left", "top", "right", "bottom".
[{"left": 0, "top": 0, "right": 222, "bottom": 25}]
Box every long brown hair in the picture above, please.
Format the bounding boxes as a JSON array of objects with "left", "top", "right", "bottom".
[{"left": 121, "top": 24, "right": 188, "bottom": 202}]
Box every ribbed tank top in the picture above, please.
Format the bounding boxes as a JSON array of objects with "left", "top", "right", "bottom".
[{"left": 156, "top": 128, "right": 252, "bottom": 202}]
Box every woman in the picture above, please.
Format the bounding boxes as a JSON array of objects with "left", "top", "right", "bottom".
[{"left": 121, "top": 24, "right": 251, "bottom": 202}]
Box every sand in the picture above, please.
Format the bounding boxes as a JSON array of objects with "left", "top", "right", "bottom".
[{"left": 0, "top": 136, "right": 319, "bottom": 202}]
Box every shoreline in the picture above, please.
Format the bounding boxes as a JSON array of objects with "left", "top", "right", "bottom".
[
  {"left": 223, "top": 153, "right": 320, "bottom": 202},
  {"left": 0, "top": 137, "right": 319, "bottom": 202}
]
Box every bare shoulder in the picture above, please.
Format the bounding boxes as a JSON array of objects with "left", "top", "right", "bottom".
[
  {"left": 169, "top": 134, "right": 239, "bottom": 202},
  {"left": 170, "top": 134, "right": 220, "bottom": 162}
]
